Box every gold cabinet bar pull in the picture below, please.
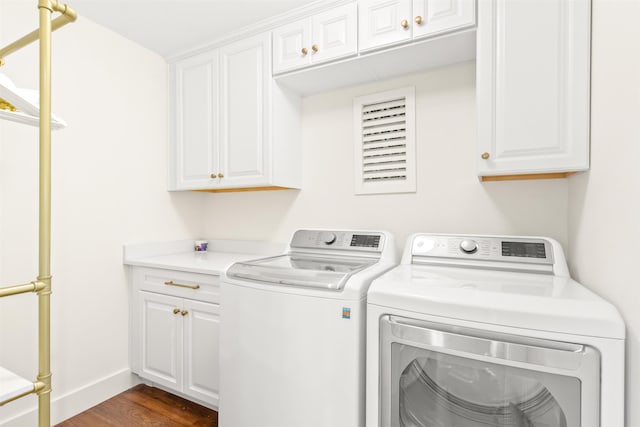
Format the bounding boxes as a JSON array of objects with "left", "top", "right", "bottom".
[{"left": 164, "top": 280, "right": 200, "bottom": 290}]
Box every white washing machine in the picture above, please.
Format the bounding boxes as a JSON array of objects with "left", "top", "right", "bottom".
[
  {"left": 366, "top": 234, "right": 625, "bottom": 427},
  {"left": 220, "top": 229, "right": 397, "bottom": 427}
]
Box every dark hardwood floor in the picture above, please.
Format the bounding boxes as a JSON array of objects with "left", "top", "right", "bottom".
[{"left": 55, "top": 384, "right": 218, "bottom": 427}]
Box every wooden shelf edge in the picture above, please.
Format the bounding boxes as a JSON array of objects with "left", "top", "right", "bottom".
[
  {"left": 192, "top": 186, "right": 298, "bottom": 194},
  {"left": 480, "top": 172, "right": 577, "bottom": 182}
]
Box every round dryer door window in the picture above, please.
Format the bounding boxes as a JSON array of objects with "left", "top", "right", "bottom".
[
  {"left": 379, "top": 316, "right": 601, "bottom": 427},
  {"left": 396, "top": 351, "right": 576, "bottom": 427}
]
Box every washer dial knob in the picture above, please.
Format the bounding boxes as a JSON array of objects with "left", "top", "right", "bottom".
[
  {"left": 321, "top": 232, "right": 337, "bottom": 245},
  {"left": 460, "top": 239, "right": 478, "bottom": 254}
]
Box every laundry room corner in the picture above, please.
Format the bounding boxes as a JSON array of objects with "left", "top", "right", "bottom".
[
  {"left": 567, "top": 0, "right": 640, "bottom": 424},
  {"left": 2, "top": 0, "right": 636, "bottom": 425},
  {"left": 0, "top": 1, "right": 205, "bottom": 424}
]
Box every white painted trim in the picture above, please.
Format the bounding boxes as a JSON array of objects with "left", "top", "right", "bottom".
[
  {"left": 0, "top": 369, "right": 139, "bottom": 427},
  {"left": 353, "top": 86, "right": 417, "bottom": 195},
  {"left": 167, "top": 0, "right": 355, "bottom": 62}
]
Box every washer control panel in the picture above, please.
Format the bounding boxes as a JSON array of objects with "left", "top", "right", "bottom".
[
  {"left": 291, "top": 230, "right": 385, "bottom": 252},
  {"left": 412, "top": 235, "right": 554, "bottom": 265}
]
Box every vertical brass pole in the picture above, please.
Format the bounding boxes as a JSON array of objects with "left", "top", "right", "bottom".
[{"left": 37, "top": 1, "right": 53, "bottom": 426}]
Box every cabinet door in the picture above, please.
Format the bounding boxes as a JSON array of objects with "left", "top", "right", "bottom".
[
  {"left": 170, "top": 50, "right": 219, "bottom": 190},
  {"left": 139, "top": 291, "right": 182, "bottom": 390},
  {"left": 412, "top": 0, "right": 475, "bottom": 40},
  {"left": 273, "top": 18, "right": 312, "bottom": 74},
  {"left": 182, "top": 299, "right": 220, "bottom": 406},
  {"left": 311, "top": 3, "right": 358, "bottom": 64},
  {"left": 359, "top": 0, "right": 412, "bottom": 52},
  {"left": 219, "top": 33, "right": 271, "bottom": 188},
  {"left": 477, "top": 0, "right": 591, "bottom": 177}
]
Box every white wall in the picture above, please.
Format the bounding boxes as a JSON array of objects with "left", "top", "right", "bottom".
[
  {"left": 0, "top": 1, "right": 203, "bottom": 424},
  {"left": 568, "top": 1, "right": 640, "bottom": 425},
  {"left": 202, "top": 62, "right": 570, "bottom": 253}
]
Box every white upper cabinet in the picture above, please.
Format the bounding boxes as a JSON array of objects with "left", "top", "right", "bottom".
[
  {"left": 273, "top": 3, "right": 358, "bottom": 74},
  {"left": 312, "top": 4, "right": 359, "bottom": 64},
  {"left": 359, "top": 0, "right": 412, "bottom": 51},
  {"left": 272, "top": 18, "right": 311, "bottom": 73},
  {"left": 359, "top": 0, "right": 475, "bottom": 52},
  {"left": 219, "top": 34, "right": 269, "bottom": 188},
  {"left": 170, "top": 50, "right": 219, "bottom": 190},
  {"left": 412, "top": 0, "right": 477, "bottom": 39},
  {"left": 169, "top": 32, "right": 301, "bottom": 192},
  {"left": 477, "top": 0, "right": 591, "bottom": 179}
]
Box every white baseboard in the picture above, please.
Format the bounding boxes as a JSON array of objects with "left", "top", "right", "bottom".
[{"left": 0, "top": 369, "right": 140, "bottom": 427}]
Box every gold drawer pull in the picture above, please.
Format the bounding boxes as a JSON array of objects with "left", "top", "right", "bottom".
[
  {"left": 173, "top": 308, "right": 180, "bottom": 314},
  {"left": 164, "top": 280, "right": 200, "bottom": 290},
  {"left": 181, "top": 310, "right": 189, "bottom": 316}
]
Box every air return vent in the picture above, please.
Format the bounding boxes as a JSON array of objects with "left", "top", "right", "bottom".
[{"left": 353, "top": 87, "right": 416, "bottom": 195}]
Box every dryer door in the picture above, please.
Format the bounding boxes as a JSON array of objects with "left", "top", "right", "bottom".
[{"left": 379, "top": 316, "right": 600, "bottom": 427}]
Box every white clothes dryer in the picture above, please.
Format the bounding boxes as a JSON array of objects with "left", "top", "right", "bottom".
[
  {"left": 366, "top": 234, "right": 625, "bottom": 427},
  {"left": 220, "top": 229, "right": 397, "bottom": 427}
]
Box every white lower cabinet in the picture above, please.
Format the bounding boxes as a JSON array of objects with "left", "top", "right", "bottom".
[
  {"left": 131, "top": 268, "right": 221, "bottom": 407},
  {"left": 183, "top": 298, "right": 220, "bottom": 404},
  {"left": 139, "top": 291, "right": 182, "bottom": 390}
]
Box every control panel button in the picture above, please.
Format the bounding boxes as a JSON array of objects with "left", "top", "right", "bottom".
[
  {"left": 460, "top": 239, "right": 478, "bottom": 254},
  {"left": 321, "top": 232, "right": 337, "bottom": 245},
  {"left": 414, "top": 237, "right": 436, "bottom": 253}
]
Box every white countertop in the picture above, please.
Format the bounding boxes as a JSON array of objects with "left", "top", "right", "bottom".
[
  {"left": 123, "top": 238, "right": 285, "bottom": 275},
  {"left": 125, "top": 251, "right": 267, "bottom": 275}
]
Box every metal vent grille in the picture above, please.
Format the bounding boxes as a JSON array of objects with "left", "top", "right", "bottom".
[
  {"left": 354, "top": 87, "right": 416, "bottom": 195},
  {"left": 362, "top": 98, "right": 408, "bottom": 183}
]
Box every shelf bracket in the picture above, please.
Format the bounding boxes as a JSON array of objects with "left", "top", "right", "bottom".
[
  {"left": 0, "top": 280, "right": 46, "bottom": 298},
  {"left": 0, "top": 1, "right": 77, "bottom": 66}
]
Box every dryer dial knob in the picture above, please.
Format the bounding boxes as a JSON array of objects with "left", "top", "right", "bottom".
[
  {"left": 460, "top": 239, "right": 478, "bottom": 254},
  {"left": 322, "top": 232, "right": 337, "bottom": 245}
]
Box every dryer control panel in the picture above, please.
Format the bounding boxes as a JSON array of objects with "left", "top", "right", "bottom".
[{"left": 411, "top": 234, "right": 554, "bottom": 268}]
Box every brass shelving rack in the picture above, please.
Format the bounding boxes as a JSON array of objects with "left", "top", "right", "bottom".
[{"left": 0, "top": 1, "right": 76, "bottom": 426}]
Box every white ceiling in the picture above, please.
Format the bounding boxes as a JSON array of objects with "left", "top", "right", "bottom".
[{"left": 71, "top": 0, "right": 320, "bottom": 58}]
